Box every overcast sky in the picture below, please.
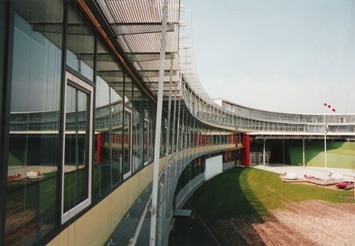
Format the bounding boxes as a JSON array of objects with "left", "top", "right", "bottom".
[{"left": 182, "top": 0, "right": 355, "bottom": 114}]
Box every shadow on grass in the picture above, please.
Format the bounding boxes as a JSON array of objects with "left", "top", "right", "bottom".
[
  {"left": 289, "top": 141, "right": 348, "bottom": 166},
  {"left": 169, "top": 167, "right": 268, "bottom": 246}
]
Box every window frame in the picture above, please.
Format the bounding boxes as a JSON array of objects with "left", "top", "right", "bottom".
[
  {"left": 61, "top": 71, "right": 93, "bottom": 224},
  {"left": 123, "top": 108, "right": 132, "bottom": 180}
]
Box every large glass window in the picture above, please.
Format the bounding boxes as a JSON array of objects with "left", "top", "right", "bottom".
[
  {"left": 66, "top": 6, "right": 95, "bottom": 81},
  {"left": 123, "top": 109, "right": 132, "bottom": 179},
  {"left": 110, "top": 99, "right": 123, "bottom": 185},
  {"left": 93, "top": 41, "right": 124, "bottom": 199},
  {"left": 132, "top": 85, "right": 145, "bottom": 172},
  {"left": 5, "top": 0, "right": 63, "bottom": 245},
  {"left": 0, "top": 3, "right": 4, "bottom": 115}
]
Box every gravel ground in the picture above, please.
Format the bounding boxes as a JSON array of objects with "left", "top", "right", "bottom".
[{"left": 213, "top": 200, "right": 355, "bottom": 246}]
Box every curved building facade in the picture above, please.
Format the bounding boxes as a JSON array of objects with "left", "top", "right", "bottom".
[{"left": 0, "top": 1, "right": 354, "bottom": 245}]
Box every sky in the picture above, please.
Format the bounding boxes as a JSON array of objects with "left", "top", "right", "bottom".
[{"left": 182, "top": 0, "right": 355, "bottom": 114}]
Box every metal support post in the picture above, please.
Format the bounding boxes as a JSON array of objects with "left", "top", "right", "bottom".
[
  {"left": 302, "top": 138, "right": 305, "bottom": 167},
  {"left": 323, "top": 102, "right": 336, "bottom": 175},
  {"left": 165, "top": 57, "right": 174, "bottom": 156},
  {"left": 263, "top": 137, "right": 266, "bottom": 165},
  {"left": 150, "top": 0, "right": 169, "bottom": 245},
  {"left": 324, "top": 113, "right": 327, "bottom": 170}
]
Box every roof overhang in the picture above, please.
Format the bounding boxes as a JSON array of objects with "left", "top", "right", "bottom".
[{"left": 95, "top": 0, "right": 183, "bottom": 99}]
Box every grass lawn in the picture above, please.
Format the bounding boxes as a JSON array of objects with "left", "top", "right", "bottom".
[
  {"left": 188, "top": 167, "right": 353, "bottom": 223},
  {"left": 170, "top": 167, "right": 354, "bottom": 245}
]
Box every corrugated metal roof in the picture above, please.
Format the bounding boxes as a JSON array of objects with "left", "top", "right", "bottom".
[
  {"left": 21, "top": 0, "right": 215, "bottom": 108},
  {"left": 96, "top": 0, "right": 182, "bottom": 98},
  {"left": 94, "top": 0, "right": 216, "bottom": 105}
]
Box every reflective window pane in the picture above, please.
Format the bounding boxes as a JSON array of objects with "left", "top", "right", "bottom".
[
  {"left": 123, "top": 110, "right": 132, "bottom": 177},
  {"left": 6, "top": 0, "right": 63, "bottom": 244},
  {"left": 66, "top": 6, "right": 95, "bottom": 81},
  {"left": 63, "top": 84, "right": 89, "bottom": 212},
  {"left": 93, "top": 42, "right": 124, "bottom": 199}
]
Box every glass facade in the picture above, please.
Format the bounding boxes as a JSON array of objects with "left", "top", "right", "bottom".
[
  {"left": 0, "top": 2, "right": 4, "bottom": 119},
  {"left": 2, "top": 0, "right": 158, "bottom": 244},
  {"left": 5, "top": 0, "right": 63, "bottom": 244},
  {"left": 94, "top": 41, "right": 124, "bottom": 195}
]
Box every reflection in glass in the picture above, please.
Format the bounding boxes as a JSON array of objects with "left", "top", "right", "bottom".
[
  {"left": 63, "top": 84, "right": 89, "bottom": 213},
  {"left": 123, "top": 110, "right": 132, "bottom": 177},
  {"left": 144, "top": 119, "right": 149, "bottom": 165},
  {"left": 93, "top": 41, "right": 125, "bottom": 198},
  {"left": 5, "top": 0, "right": 63, "bottom": 244},
  {"left": 66, "top": 6, "right": 95, "bottom": 81}
]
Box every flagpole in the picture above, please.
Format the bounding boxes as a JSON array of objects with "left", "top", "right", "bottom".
[{"left": 323, "top": 103, "right": 336, "bottom": 178}]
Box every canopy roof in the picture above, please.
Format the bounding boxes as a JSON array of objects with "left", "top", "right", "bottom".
[
  {"left": 96, "top": 0, "right": 182, "bottom": 97},
  {"left": 95, "top": 0, "right": 213, "bottom": 103}
]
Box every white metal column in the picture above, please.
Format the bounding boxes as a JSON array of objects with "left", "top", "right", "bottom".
[
  {"left": 263, "top": 138, "right": 266, "bottom": 165},
  {"left": 302, "top": 138, "right": 305, "bottom": 167},
  {"left": 150, "top": 0, "right": 169, "bottom": 245}
]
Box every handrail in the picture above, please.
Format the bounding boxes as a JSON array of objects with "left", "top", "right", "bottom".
[{"left": 128, "top": 194, "right": 152, "bottom": 246}]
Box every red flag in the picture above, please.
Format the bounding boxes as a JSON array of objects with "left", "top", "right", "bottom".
[{"left": 324, "top": 102, "right": 336, "bottom": 113}]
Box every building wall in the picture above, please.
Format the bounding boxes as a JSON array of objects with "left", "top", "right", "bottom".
[{"left": 50, "top": 164, "right": 154, "bottom": 245}]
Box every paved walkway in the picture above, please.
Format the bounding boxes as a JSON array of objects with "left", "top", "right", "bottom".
[{"left": 253, "top": 164, "right": 355, "bottom": 182}]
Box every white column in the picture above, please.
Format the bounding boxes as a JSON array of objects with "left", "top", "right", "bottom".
[
  {"left": 150, "top": 0, "right": 169, "bottom": 245},
  {"left": 263, "top": 137, "right": 266, "bottom": 165},
  {"left": 302, "top": 138, "right": 305, "bottom": 167}
]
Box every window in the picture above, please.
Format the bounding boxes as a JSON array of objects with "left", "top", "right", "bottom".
[
  {"left": 93, "top": 41, "right": 124, "bottom": 198},
  {"left": 5, "top": 0, "right": 63, "bottom": 244},
  {"left": 123, "top": 109, "right": 132, "bottom": 179},
  {"left": 62, "top": 72, "right": 93, "bottom": 223},
  {"left": 144, "top": 118, "right": 149, "bottom": 165}
]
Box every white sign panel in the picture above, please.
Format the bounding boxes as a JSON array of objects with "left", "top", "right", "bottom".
[{"left": 205, "top": 155, "right": 223, "bottom": 180}]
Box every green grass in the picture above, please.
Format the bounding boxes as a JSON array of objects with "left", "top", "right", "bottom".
[
  {"left": 8, "top": 153, "right": 23, "bottom": 166},
  {"left": 289, "top": 142, "right": 355, "bottom": 169},
  {"left": 188, "top": 167, "right": 354, "bottom": 223}
]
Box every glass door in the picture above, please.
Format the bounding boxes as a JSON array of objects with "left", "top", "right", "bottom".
[{"left": 62, "top": 72, "right": 93, "bottom": 223}]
